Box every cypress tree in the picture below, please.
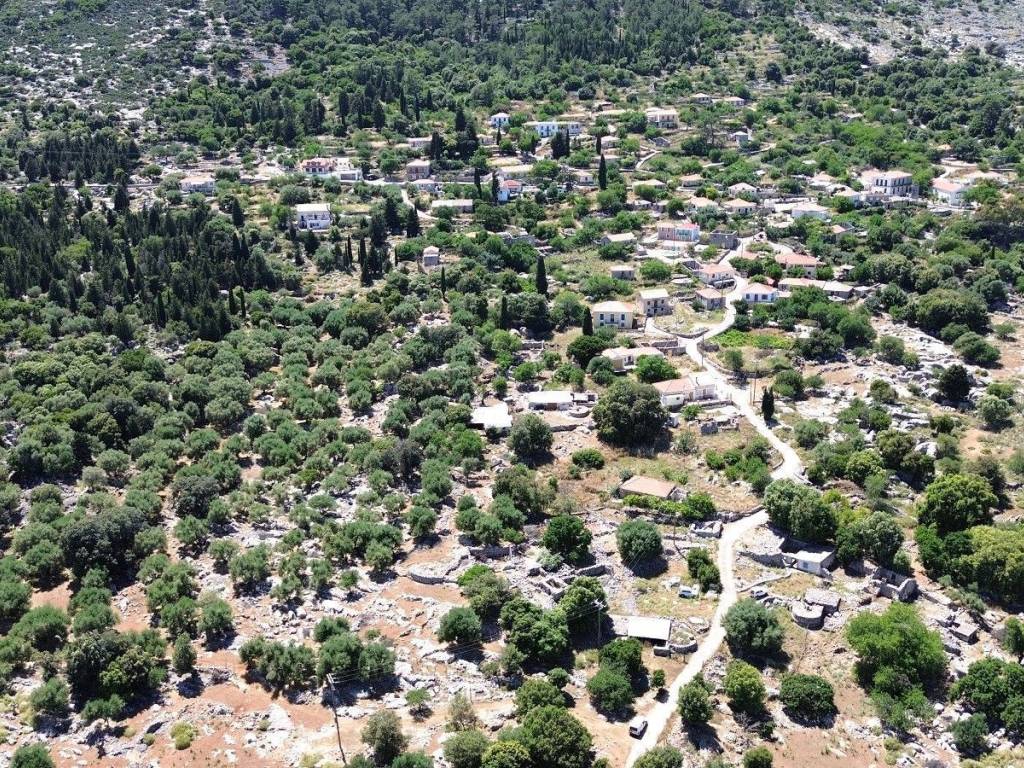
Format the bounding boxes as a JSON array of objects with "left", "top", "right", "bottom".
[
  {"left": 440, "top": 267, "right": 447, "bottom": 298},
  {"left": 499, "top": 295, "right": 509, "bottom": 329},
  {"left": 762, "top": 387, "right": 775, "bottom": 422},
  {"left": 582, "top": 307, "right": 594, "bottom": 336},
  {"left": 406, "top": 206, "right": 420, "bottom": 238},
  {"left": 598, "top": 154, "right": 608, "bottom": 190},
  {"left": 535, "top": 254, "right": 548, "bottom": 297},
  {"left": 238, "top": 288, "right": 247, "bottom": 319}
]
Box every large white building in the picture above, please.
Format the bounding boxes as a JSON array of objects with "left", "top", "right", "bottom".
[
  {"left": 591, "top": 300, "right": 634, "bottom": 329},
  {"left": 293, "top": 203, "right": 332, "bottom": 231}
]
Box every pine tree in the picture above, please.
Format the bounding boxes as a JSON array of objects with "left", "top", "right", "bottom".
[
  {"left": 535, "top": 254, "right": 548, "bottom": 297},
  {"left": 582, "top": 307, "right": 594, "bottom": 336},
  {"left": 762, "top": 387, "right": 775, "bottom": 422},
  {"left": 598, "top": 154, "right": 608, "bottom": 190}
]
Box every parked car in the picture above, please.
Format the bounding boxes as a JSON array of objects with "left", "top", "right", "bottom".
[{"left": 628, "top": 717, "right": 648, "bottom": 738}]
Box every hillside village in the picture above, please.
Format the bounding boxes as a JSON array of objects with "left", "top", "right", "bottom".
[{"left": 1, "top": 2, "right": 1024, "bottom": 768}]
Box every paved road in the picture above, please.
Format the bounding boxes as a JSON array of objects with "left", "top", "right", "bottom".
[{"left": 625, "top": 237, "right": 804, "bottom": 766}]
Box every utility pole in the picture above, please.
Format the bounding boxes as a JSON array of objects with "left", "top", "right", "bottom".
[{"left": 325, "top": 674, "right": 348, "bottom": 765}]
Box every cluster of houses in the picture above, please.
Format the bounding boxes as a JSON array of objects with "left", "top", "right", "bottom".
[{"left": 591, "top": 287, "right": 672, "bottom": 330}]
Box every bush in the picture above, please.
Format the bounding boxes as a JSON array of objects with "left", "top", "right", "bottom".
[
  {"left": 10, "top": 745, "right": 55, "bottom": 768},
  {"left": 724, "top": 660, "right": 765, "bottom": 715},
  {"left": 571, "top": 448, "right": 605, "bottom": 469},
  {"left": 779, "top": 674, "right": 835, "bottom": 720},
  {"left": 634, "top": 746, "right": 683, "bottom": 768},
  {"left": 361, "top": 710, "right": 408, "bottom": 766},
  {"left": 616, "top": 520, "right": 662, "bottom": 566},
  {"left": 509, "top": 414, "right": 553, "bottom": 464},
  {"left": 30, "top": 676, "right": 70, "bottom": 717},
  {"left": 950, "top": 712, "right": 989, "bottom": 755},
  {"left": 438, "top": 607, "right": 483, "bottom": 645},
  {"left": 678, "top": 675, "right": 712, "bottom": 725},
  {"left": 542, "top": 515, "right": 592, "bottom": 563},
  {"left": 593, "top": 380, "right": 667, "bottom": 447},
  {"left": 444, "top": 729, "right": 489, "bottom": 768},
  {"left": 742, "top": 746, "right": 773, "bottom": 768},
  {"left": 723, "top": 599, "right": 784, "bottom": 658},
  {"left": 515, "top": 678, "right": 566, "bottom": 717},
  {"left": 519, "top": 706, "right": 592, "bottom": 768}
]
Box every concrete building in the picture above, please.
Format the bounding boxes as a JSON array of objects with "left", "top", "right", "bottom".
[
  {"left": 656, "top": 219, "right": 701, "bottom": 243},
  {"left": 181, "top": 175, "right": 215, "bottom": 195},
  {"left": 618, "top": 475, "right": 684, "bottom": 501},
  {"left": 637, "top": 288, "right": 671, "bottom": 317},
  {"left": 652, "top": 374, "right": 718, "bottom": 408},
  {"left": 470, "top": 403, "right": 512, "bottom": 433},
  {"left": 742, "top": 282, "right": 779, "bottom": 304},
  {"left": 523, "top": 390, "right": 574, "bottom": 412},
  {"left": 421, "top": 246, "right": 441, "bottom": 268},
  {"left": 406, "top": 159, "right": 432, "bottom": 180},
  {"left": 696, "top": 262, "right": 737, "bottom": 287},
  {"left": 591, "top": 300, "right": 635, "bottom": 330},
  {"left": 293, "top": 203, "right": 332, "bottom": 231},
  {"left": 775, "top": 252, "right": 822, "bottom": 277},
  {"left": 601, "top": 346, "right": 664, "bottom": 372},
  {"left": 430, "top": 199, "right": 474, "bottom": 214},
  {"left": 610, "top": 264, "right": 635, "bottom": 281},
  {"left": 695, "top": 288, "right": 725, "bottom": 310}
]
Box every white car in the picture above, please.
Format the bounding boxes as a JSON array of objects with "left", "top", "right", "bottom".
[{"left": 628, "top": 717, "right": 648, "bottom": 738}]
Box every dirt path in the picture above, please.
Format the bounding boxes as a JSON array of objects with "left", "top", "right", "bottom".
[
  {"left": 626, "top": 238, "right": 806, "bottom": 764},
  {"left": 625, "top": 510, "right": 769, "bottom": 765}
]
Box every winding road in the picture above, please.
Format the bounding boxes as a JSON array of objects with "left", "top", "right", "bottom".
[{"left": 625, "top": 237, "right": 804, "bottom": 766}]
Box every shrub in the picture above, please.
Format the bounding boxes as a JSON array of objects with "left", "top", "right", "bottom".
[
  {"left": 742, "top": 746, "right": 773, "bottom": 768},
  {"left": 616, "top": 520, "right": 662, "bottom": 566},
  {"left": 438, "top": 607, "right": 483, "bottom": 645},
  {"left": 779, "top": 674, "right": 835, "bottom": 720},
  {"left": 571, "top": 448, "right": 605, "bottom": 469},
  {"left": 723, "top": 599, "right": 784, "bottom": 658},
  {"left": 678, "top": 676, "right": 712, "bottom": 725},
  {"left": 724, "top": 660, "right": 765, "bottom": 714}
]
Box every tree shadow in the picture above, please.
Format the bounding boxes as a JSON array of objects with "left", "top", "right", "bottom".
[
  {"left": 176, "top": 673, "right": 205, "bottom": 699},
  {"left": 683, "top": 722, "right": 722, "bottom": 752},
  {"left": 624, "top": 555, "right": 669, "bottom": 578}
]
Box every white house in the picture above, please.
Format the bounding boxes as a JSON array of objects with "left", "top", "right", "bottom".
[
  {"left": 525, "top": 120, "right": 559, "bottom": 138},
  {"left": 431, "top": 199, "right": 475, "bottom": 214},
  {"left": 421, "top": 246, "right": 441, "bottom": 268},
  {"left": 293, "top": 203, "right": 332, "bottom": 231},
  {"left": 471, "top": 403, "right": 512, "bottom": 433},
  {"left": 645, "top": 107, "right": 679, "bottom": 129},
  {"left": 656, "top": 219, "right": 701, "bottom": 243},
  {"left": 696, "top": 262, "right": 737, "bottom": 286},
  {"left": 723, "top": 198, "right": 756, "bottom": 216},
  {"left": 792, "top": 202, "right": 831, "bottom": 221},
  {"left": 610, "top": 264, "right": 635, "bottom": 281},
  {"left": 408, "top": 136, "right": 432, "bottom": 151},
  {"left": 574, "top": 169, "right": 596, "bottom": 187},
  {"left": 932, "top": 178, "right": 968, "bottom": 207},
  {"left": 637, "top": 288, "right": 671, "bottom": 317},
  {"left": 523, "top": 390, "right": 574, "bottom": 411},
  {"left": 742, "top": 282, "right": 779, "bottom": 304},
  {"left": 652, "top": 374, "right": 718, "bottom": 408},
  {"left": 719, "top": 96, "right": 746, "bottom": 109},
  {"left": 489, "top": 112, "right": 511, "bottom": 129},
  {"left": 300, "top": 157, "right": 336, "bottom": 176},
  {"left": 591, "top": 300, "right": 634, "bottom": 329},
  {"left": 728, "top": 182, "right": 758, "bottom": 198},
  {"left": 334, "top": 159, "right": 364, "bottom": 182},
  {"left": 181, "top": 175, "right": 215, "bottom": 195},
  {"left": 601, "top": 346, "right": 664, "bottom": 372},
  {"left": 866, "top": 170, "right": 918, "bottom": 198},
  {"left": 691, "top": 93, "right": 713, "bottom": 105}
]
